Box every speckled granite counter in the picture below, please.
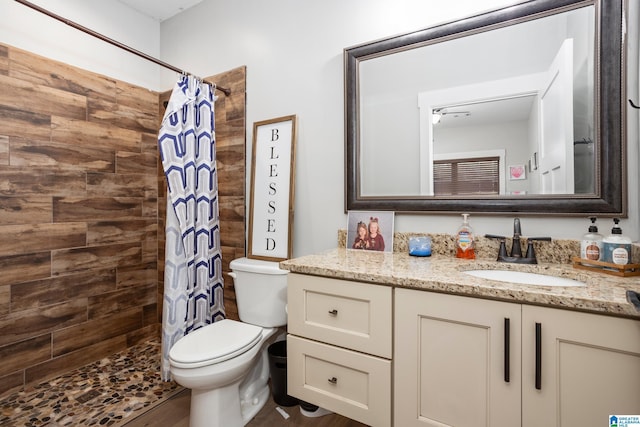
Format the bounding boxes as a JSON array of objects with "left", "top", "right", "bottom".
[{"left": 280, "top": 248, "right": 640, "bottom": 320}]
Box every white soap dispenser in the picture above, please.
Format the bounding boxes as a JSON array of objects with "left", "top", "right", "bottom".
[
  {"left": 580, "top": 217, "right": 603, "bottom": 262},
  {"left": 602, "top": 218, "right": 632, "bottom": 265}
]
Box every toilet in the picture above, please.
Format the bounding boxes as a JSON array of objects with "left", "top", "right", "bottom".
[{"left": 168, "top": 257, "right": 289, "bottom": 427}]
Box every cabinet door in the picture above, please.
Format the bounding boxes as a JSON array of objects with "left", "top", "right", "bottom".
[
  {"left": 395, "top": 289, "right": 521, "bottom": 427},
  {"left": 522, "top": 306, "right": 640, "bottom": 427}
]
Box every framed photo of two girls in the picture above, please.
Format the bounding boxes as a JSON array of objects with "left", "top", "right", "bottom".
[{"left": 347, "top": 211, "right": 394, "bottom": 252}]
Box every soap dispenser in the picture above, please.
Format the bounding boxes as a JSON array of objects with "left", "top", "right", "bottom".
[
  {"left": 602, "top": 218, "right": 632, "bottom": 265},
  {"left": 456, "top": 213, "right": 475, "bottom": 259},
  {"left": 580, "top": 217, "right": 603, "bottom": 262}
]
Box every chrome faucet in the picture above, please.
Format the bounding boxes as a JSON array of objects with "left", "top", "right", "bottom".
[{"left": 485, "top": 218, "right": 551, "bottom": 264}]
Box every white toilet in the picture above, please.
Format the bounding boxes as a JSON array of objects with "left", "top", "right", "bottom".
[{"left": 168, "top": 257, "right": 289, "bottom": 427}]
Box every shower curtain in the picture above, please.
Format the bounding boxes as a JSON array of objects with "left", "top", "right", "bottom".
[{"left": 158, "top": 75, "right": 225, "bottom": 380}]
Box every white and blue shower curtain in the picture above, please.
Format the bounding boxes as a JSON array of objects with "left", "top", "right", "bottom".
[{"left": 158, "top": 75, "right": 225, "bottom": 380}]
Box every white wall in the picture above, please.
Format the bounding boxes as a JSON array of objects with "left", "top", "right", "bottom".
[
  {"left": 160, "top": 0, "right": 639, "bottom": 256},
  {"left": 361, "top": 93, "right": 421, "bottom": 196},
  {"left": 0, "top": 0, "right": 162, "bottom": 90},
  {"left": 435, "top": 121, "right": 531, "bottom": 194},
  {"left": 1, "top": 0, "right": 637, "bottom": 256}
]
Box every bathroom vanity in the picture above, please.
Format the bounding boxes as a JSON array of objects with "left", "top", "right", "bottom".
[
  {"left": 287, "top": 274, "right": 392, "bottom": 426},
  {"left": 281, "top": 248, "right": 640, "bottom": 427}
]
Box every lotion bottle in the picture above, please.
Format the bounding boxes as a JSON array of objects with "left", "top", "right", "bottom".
[
  {"left": 456, "top": 213, "right": 475, "bottom": 259},
  {"left": 580, "top": 217, "right": 603, "bottom": 262},
  {"left": 602, "top": 218, "right": 632, "bottom": 265}
]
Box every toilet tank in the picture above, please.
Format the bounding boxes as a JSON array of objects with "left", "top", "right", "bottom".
[{"left": 229, "top": 257, "right": 288, "bottom": 327}]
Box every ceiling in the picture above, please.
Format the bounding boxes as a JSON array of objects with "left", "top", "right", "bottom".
[
  {"left": 436, "top": 95, "right": 536, "bottom": 129},
  {"left": 118, "top": 0, "right": 203, "bottom": 21}
]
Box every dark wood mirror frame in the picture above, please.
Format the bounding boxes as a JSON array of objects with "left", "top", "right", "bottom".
[{"left": 345, "top": 0, "right": 626, "bottom": 215}]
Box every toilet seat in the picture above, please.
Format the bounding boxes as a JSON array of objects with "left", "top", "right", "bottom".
[{"left": 169, "top": 319, "right": 264, "bottom": 369}]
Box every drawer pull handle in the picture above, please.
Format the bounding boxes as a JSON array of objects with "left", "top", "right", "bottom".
[
  {"left": 328, "top": 309, "right": 338, "bottom": 316},
  {"left": 535, "top": 322, "right": 542, "bottom": 390},
  {"left": 328, "top": 377, "right": 338, "bottom": 384},
  {"left": 504, "top": 317, "right": 510, "bottom": 383}
]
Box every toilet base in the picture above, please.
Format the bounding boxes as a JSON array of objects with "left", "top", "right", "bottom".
[
  {"left": 240, "top": 384, "right": 270, "bottom": 424},
  {"left": 189, "top": 381, "right": 270, "bottom": 427},
  {"left": 176, "top": 328, "right": 279, "bottom": 427}
]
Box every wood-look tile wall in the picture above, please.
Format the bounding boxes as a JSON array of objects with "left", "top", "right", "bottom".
[{"left": 0, "top": 43, "right": 247, "bottom": 397}]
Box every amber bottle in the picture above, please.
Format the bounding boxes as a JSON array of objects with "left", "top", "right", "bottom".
[{"left": 456, "top": 213, "right": 475, "bottom": 259}]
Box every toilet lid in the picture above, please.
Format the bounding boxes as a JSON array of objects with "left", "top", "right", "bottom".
[{"left": 169, "top": 319, "right": 263, "bottom": 368}]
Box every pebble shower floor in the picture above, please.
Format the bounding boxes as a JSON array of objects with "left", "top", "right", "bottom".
[{"left": 0, "top": 340, "right": 182, "bottom": 426}]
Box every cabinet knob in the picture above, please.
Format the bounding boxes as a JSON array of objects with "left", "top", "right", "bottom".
[
  {"left": 328, "top": 376, "right": 338, "bottom": 384},
  {"left": 328, "top": 309, "right": 338, "bottom": 316}
]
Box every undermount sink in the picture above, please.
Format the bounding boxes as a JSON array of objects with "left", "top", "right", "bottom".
[{"left": 463, "top": 270, "right": 586, "bottom": 287}]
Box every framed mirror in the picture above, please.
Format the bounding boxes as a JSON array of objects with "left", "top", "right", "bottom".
[{"left": 345, "top": 0, "right": 625, "bottom": 215}]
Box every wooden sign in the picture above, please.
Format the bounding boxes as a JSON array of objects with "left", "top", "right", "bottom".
[{"left": 248, "top": 115, "right": 297, "bottom": 261}]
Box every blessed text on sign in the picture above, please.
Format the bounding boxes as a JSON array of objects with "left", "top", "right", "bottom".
[{"left": 249, "top": 116, "right": 296, "bottom": 261}]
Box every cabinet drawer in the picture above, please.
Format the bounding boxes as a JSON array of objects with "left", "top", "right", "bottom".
[
  {"left": 287, "top": 273, "right": 392, "bottom": 358},
  {"left": 287, "top": 335, "right": 391, "bottom": 427}
]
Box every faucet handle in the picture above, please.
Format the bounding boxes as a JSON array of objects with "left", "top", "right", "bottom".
[
  {"left": 485, "top": 234, "right": 506, "bottom": 240},
  {"left": 484, "top": 234, "right": 508, "bottom": 261},
  {"left": 524, "top": 237, "right": 551, "bottom": 264},
  {"left": 498, "top": 240, "right": 508, "bottom": 259},
  {"left": 525, "top": 241, "right": 537, "bottom": 262}
]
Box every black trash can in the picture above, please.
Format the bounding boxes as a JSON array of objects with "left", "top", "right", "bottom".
[{"left": 267, "top": 340, "right": 299, "bottom": 406}]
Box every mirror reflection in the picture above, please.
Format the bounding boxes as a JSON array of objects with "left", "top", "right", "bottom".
[{"left": 359, "top": 4, "right": 595, "bottom": 198}]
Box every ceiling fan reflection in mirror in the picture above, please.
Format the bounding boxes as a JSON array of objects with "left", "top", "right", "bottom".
[{"left": 432, "top": 108, "right": 471, "bottom": 125}]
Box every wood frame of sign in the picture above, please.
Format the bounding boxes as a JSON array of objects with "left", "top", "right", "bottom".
[{"left": 248, "top": 115, "right": 297, "bottom": 261}]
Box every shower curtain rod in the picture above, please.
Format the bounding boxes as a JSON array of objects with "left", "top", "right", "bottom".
[{"left": 14, "top": 0, "right": 231, "bottom": 96}]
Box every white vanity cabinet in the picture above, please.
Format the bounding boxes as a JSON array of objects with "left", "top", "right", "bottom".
[
  {"left": 395, "top": 288, "right": 640, "bottom": 427},
  {"left": 394, "top": 289, "right": 522, "bottom": 427},
  {"left": 522, "top": 305, "right": 640, "bottom": 427},
  {"left": 286, "top": 273, "right": 393, "bottom": 427}
]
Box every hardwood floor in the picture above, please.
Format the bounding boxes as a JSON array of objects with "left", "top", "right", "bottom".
[{"left": 122, "top": 388, "right": 368, "bottom": 427}]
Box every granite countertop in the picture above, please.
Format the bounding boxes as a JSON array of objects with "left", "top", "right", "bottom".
[{"left": 280, "top": 248, "right": 640, "bottom": 320}]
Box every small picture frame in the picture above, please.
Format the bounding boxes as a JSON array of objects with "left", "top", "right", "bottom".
[
  {"left": 347, "top": 211, "right": 394, "bottom": 252},
  {"left": 509, "top": 164, "right": 527, "bottom": 180}
]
